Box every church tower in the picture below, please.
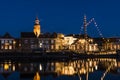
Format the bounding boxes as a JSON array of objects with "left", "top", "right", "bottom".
[{"left": 33, "top": 17, "right": 41, "bottom": 37}]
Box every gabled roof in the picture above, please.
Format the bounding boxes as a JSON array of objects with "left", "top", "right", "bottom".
[{"left": 2, "top": 32, "right": 14, "bottom": 39}]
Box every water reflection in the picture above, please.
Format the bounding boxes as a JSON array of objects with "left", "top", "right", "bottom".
[{"left": 0, "top": 58, "right": 119, "bottom": 80}]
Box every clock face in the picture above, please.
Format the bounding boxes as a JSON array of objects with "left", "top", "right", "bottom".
[{"left": 35, "top": 20, "right": 39, "bottom": 24}]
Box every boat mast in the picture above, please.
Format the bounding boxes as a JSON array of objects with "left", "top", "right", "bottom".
[{"left": 84, "top": 15, "right": 87, "bottom": 53}]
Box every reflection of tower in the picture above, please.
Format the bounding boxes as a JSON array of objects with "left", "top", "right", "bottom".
[{"left": 33, "top": 17, "right": 41, "bottom": 37}]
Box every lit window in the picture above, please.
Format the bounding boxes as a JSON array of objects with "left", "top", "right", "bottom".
[
  {"left": 19, "top": 44, "right": 21, "bottom": 47},
  {"left": 51, "top": 45, "right": 54, "bottom": 49},
  {"left": 9, "top": 40, "right": 12, "bottom": 44},
  {"left": 39, "top": 43, "right": 42, "bottom": 47},
  {"left": 51, "top": 40, "right": 54, "bottom": 43},
  {"left": 1, "top": 46, "right": 4, "bottom": 49},
  {"left": 1, "top": 40, "right": 4, "bottom": 44},
  {"left": 5, "top": 45, "right": 8, "bottom": 49},
  {"left": 9, "top": 46, "right": 12, "bottom": 50}
]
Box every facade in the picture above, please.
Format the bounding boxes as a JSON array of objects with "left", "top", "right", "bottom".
[
  {"left": 70, "top": 38, "right": 99, "bottom": 53},
  {"left": 63, "top": 36, "right": 77, "bottom": 49},
  {"left": 0, "top": 33, "right": 16, "bottom": 52},
  {"left": 21, "top": 32, "right": 65, "bottom": 52}
]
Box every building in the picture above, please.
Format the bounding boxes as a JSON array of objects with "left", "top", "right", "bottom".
[
  {"left": 0, "top": 32, "right": 16, "bottom": 52},
  {"left": 21, "top": 32, "right": 65, "bottom": 52},
  {"left": 70, "top": 34, "right": 99, "bottom": 53},
  {"left": 63, "top": 35, "right": 77, "bottom": 50}
]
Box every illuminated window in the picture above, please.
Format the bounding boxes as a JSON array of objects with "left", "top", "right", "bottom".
[
  {"left": 9, "top": 46, "right": 12, "bottom": 50},
  {"left": 39, "top": 43, "right": 42, "bottom": 47},
  {"left": 51, "top": 40, "right": 54, "bottom": 44},
  {"left": 5, "top": 45, "right": 8, "bottom": 49},
  {"left": 1, "top": 46, "right": 4, "bottom": 49},
  {"left": 19, "top": 44, "right": 21, "bottom": 47},
  {"left": 1, "top": 40, "right": 4, "bottom": 44},
  {"left": 9, "top": 40, "right": 12, "bottom": 44},
  {"left": 51, "top": 45, "right": 54, "bottom": 49}
]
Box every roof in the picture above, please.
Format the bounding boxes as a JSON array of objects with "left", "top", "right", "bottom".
[
  {"left": 2, "top": 32, "right": 14, "bottom": 38},
  {"left": 66, "top": 34, "right": 91, "bottom": 38},
  {"left": 21, "top": 32, "right": 58, "bottom": 38},
  {"left": 21, "top": 32, "right": 36, "bottom": 38}
]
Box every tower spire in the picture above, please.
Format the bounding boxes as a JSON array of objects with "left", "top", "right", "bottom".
[
  {"left": 35, "top": 16, "right": 40, "bottom": 25},
  {"left": 33, "top": 16, "right": 41, "bottom": 37}
]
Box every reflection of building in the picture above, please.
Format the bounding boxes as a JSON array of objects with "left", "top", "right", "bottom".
[
  {"left": 0, "top": 58, "right": 117, "bottom": 76},
  {"left": 0, "top": 33, "right": 16, "bottom": 52}
]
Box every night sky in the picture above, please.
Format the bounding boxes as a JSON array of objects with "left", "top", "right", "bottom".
[{"left": 0, "top": 0, "right": 120, "bottom": 38}]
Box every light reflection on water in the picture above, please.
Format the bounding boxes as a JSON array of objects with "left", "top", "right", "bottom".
[{"left": 0, "top": 58, "right": 120, "bottom": 80}]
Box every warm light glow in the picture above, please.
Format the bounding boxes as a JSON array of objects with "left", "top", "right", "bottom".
[
  {"left": 95, "top": 66, "right": 98, "bottom": 70},
  {"left": 4, "top": 64, "right": 9, "bottom": 70},
  {"left": 34, "top": 72, "right": 40, "bottom": 80},
  {"left": 13, "top": 41, "right": 16, "bottom": 44},
  {"left": 39, "top": 64, "right": 42, "bottom": 71},
  {"left": 13, "top": 65, "right": 15, "bottom": 71},
  {"left": 33, "top": 17, "right": 41, "bottom": 37},
  {"left": 61, "top": 66, "right": 75, "bottom": 75}
]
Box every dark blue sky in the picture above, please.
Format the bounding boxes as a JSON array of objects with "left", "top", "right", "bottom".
[{"left": 0, "top": 0, "right": 120, "bottom": 37}]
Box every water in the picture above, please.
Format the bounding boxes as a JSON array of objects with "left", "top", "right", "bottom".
[{"left": 0, "top": 58, "right": 120, "bottom": 80}]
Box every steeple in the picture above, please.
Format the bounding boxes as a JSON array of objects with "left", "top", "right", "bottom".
[
  {"left": 33, "top": 16, "right": 41, "bottom": 37},
  {"left": 35, "top": 16, "right": 40, "bottom": 25}
]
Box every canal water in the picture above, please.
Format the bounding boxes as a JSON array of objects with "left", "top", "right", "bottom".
[{"left": 0, "top": 58, "right": 120, "bottom": 80}]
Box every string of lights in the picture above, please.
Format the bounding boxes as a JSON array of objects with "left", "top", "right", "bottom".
[{"left": 80, "top": 17, "right": 105, "bottom": 40}]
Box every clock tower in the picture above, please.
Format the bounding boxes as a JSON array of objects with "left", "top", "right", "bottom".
[{"left": 33, "top": 17, "right": 41, "bottom": 37}]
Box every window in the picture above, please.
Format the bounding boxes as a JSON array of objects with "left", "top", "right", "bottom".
[
  {"left": 1, "top": 40, "right": 4, "bottom": 44},
  {"left": 24, "top": 40, "right": 28, "bottom": 44},
  {"left": 9, "top": 40, "right": 12, "bottom": 44},
  {"left": 5, "top": 40, "right": 8, "bottom": 43},
  {"left": 46, "top": 40, "right": 49, "bottom": 44},
  {"left": 30, "top": 40, "right": 34, "bottom": 44},
  {"left": 1, "top": 46, "right": 3, "bottom": 49},
  {"left": 9, "top": 46, "right": 12, "bottom": 50},
  {"left": 5, "top": 45, "right": 8, "bottom": 49},
  {"left": 51, "top": 40, "right": 54, "bottom": 44}
]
